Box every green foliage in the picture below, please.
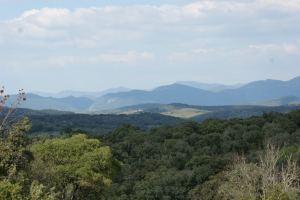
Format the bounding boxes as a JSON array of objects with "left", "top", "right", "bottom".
[
  {"left": 133, "top": 166, "right": 195, "bottom": 200},
  {"left": 170, "top": 153, "right": 186, "bottom": 170},
  {"left": 30, "top": 134, "right": 122, "bottom": 199},
  {"left": 94, "top": 109, "right": 300, "bottom": 199},
  {"left": 190, "top": 105, "right": 300, "bottom": 123},
  {"left": 0, "top": 107, "right": 74, "bottom": 117},
  {"left": 2, "top": 106, "right": 300, "bottom": 199},
  {"left": 30, "top": 180, "right": 58, "bottom": 200},
  {"left": 287, "top": 190, "right": 300, "bottom": 200},
  {"left": 188, "top": 173, "right": 227, "bottom": 200},
  {"left": 24, "top": 112, "right": 185, "bottom": 135},
  {"left": 0, "top": 118, "right": 32, "bottom": 180},
  {"left": 260, "top": 184, "right": 289, "bottom": 200},
  {"left": 0, "top": 181, "right": 24, "bottom": 200}
]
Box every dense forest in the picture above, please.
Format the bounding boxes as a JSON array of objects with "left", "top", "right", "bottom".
[
  {"left": 0, "top": 107, "right": 74, "bottom": 116},
  {"left": 25, "top": 113, "right": 186, "bottom": 135},
  {"left": 2, "top": 104, "right": 300, "bottom": 136},
  {"left": 2, "top": 107, "right": 300, "bottom": 199},
  {"left": 189, "top": 104, "right": 300, "bottom": 123},
  {"left": 94, "top": 109, "right": 300, "bottom": 199}
]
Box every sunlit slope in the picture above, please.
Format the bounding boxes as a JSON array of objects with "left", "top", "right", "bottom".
[
  {"left": 162, "top": 108, "right": 211, "bottom": 118},
  {"left": 77, "top": 103, "right": 163, "bottom": 114},
  {"left": 238, "top": 95, "right": 298, "bottom": 106},
  {"left": 145, "top": 103, "right": 263, "bottom": 113}
]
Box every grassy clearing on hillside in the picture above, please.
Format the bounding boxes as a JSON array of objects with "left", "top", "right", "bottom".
[{"left": 162, "top": 108, "right": 211, "bottom": 118}]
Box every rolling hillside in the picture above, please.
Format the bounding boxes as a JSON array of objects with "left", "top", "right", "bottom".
[
  {"left": 85, "top": 103, "right": 163, "bottom": 114},
  {"left": 161, "top": 108, "right": 211, "bottom": 118}
]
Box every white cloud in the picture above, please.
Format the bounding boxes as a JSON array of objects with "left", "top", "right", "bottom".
[
  {"left": 283, "top": 43, "right": 299, "bottom": 54},
  {"left": 1, "top": 0, "right": 299, "bottom": 44},
  {"left": 249, "top": 43, "right": 299, "bottom": 54},
  {"left": 31, "top": 51, "right": 154, "bottom": 67},
  {"left": 1, "top": 0, "right": 300, "bottom": 93},
  {"left": 249, "top": 44, "right": 279, "bottom": 52},
  {"left": 19, "top": 9, "right": 40, "bottom": 19}
]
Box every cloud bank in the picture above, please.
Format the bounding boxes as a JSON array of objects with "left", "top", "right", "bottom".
[{"left": 0, "top": 0, "right": 299, "bottom": 93}]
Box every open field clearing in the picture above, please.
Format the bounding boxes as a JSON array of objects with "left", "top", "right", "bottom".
[{"left": 162, "top": 108, "right": 211, "bottom": 118}]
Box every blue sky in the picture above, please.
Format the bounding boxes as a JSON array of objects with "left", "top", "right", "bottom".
[{"left": 1, "top": 0, "right": 300, "bottom": 94}]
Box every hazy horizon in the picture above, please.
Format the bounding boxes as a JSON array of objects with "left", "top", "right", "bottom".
[{"left": 13, "top": 75, "right": 298, "bottom": 95}]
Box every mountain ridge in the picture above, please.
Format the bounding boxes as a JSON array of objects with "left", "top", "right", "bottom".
[
  {"left": 30, "top": 87, "right": 131, "bottom": 100},
  {"left": 90, "top": 76, "right": 300, "bottom": 110}
]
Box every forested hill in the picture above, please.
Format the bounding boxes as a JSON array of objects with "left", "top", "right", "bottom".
[
  {"left": 26, "top": 112, "right": 186, "bottom": 135},
  {"left": 145, "top": 103, "right": 264, "bottom": 113},
  {"left": 189, "top": 104, "right": 300, "bottom": 123},
  {"left": 3, "top": 107, "right": 300, "bottom": 199},
  {"left": 5, "top": 105, "right": 300, "bottom": 135},
  {"left": 63, "top": 109, "right": 300, "bottom": 199},
  {"left": 0, "top": 107, "right": 74, "bottom": 116}
]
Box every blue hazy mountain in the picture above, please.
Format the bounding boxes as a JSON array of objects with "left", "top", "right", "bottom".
[
  {"left": 90, "top": 76, "right": 300, "bottom": 110},
  {"left": 9, "top": 93, "right": 94, "bottom": 110},
  {"left": 238, "top": 95, "right": 299, "bottom": 106},
  {"left": 175, "top": 81, "right": 246, "bottom": 92},
  {"left": 175, "top": 81, "right": 220, "bottom": 89},
  {"left": 216, "top": 77, "right": 300, "bottom": 105},
  {"left": 30, "top": 87, "right": 131, "bottom": 100},
  {"left": 90, "top": 84, "right": 216, "bottom": 110}
]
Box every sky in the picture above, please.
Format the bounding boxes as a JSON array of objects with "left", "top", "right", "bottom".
[{"left": 0, "top": 0, "right": 300, "bottom": 94}]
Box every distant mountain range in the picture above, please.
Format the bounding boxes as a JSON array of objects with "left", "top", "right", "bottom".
[
  {"left": 175, "top": 81, "right": 247, "bottom": 92},
  {"left": 30, "top": 87, "right": 131, "bottom": 100},
  {"left": 6, "top": 76, "right": 299, "bottom": 111},
  {"left": 238, "top": 95, "right": 299, "bottom": 106},
  {"left": 90, "top": 76, "right": 300, "bottom": 110},
  {"left": 9, "top": 93, "right": 94, "bottom": 111},
  {"left": 30, "top": 81, "right": 245, "bottom": 100}
]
